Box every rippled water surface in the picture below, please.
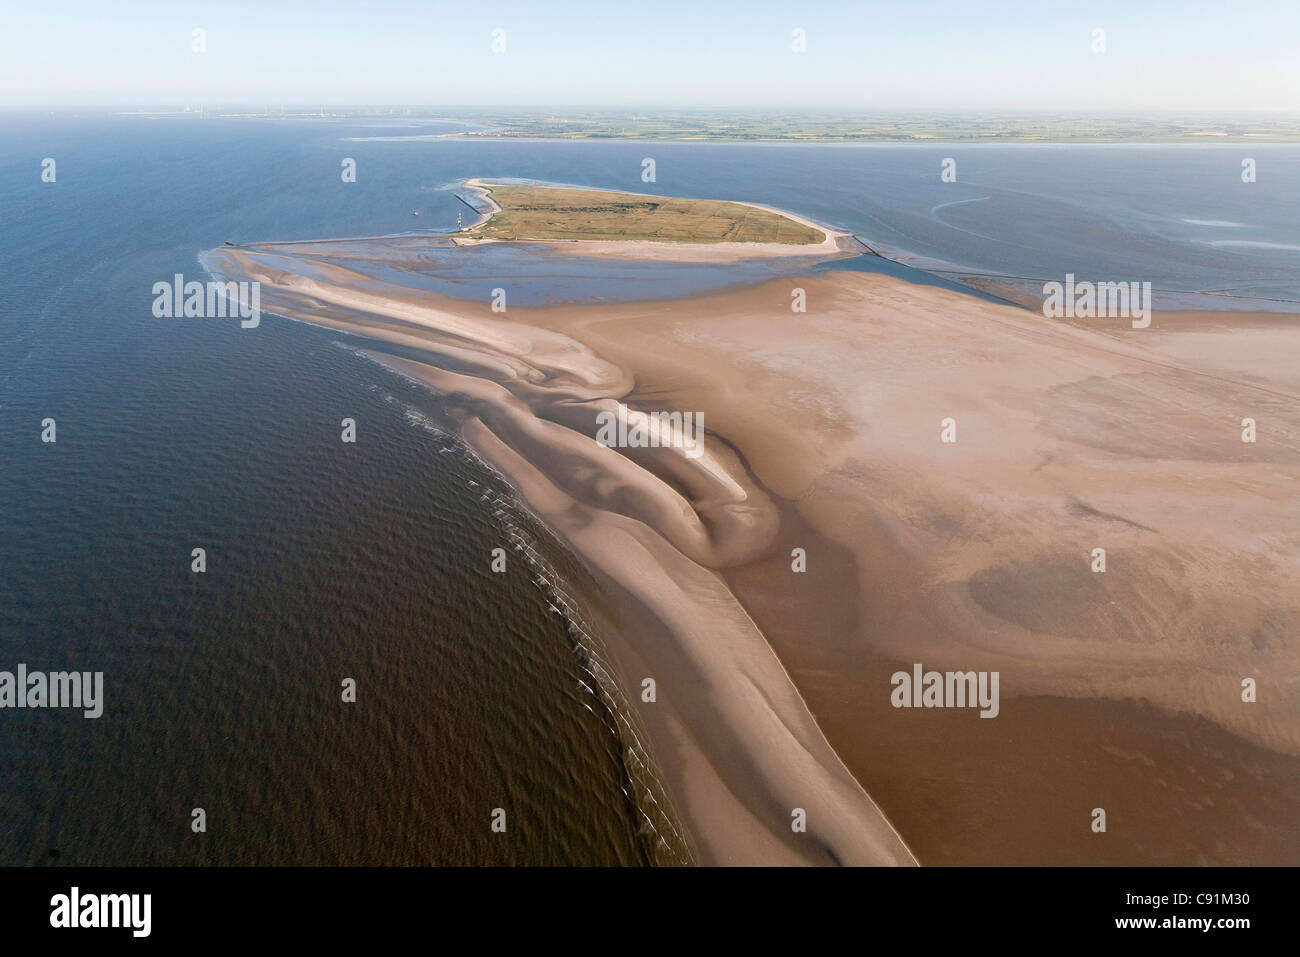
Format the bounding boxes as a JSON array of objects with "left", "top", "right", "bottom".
[{"left": 3, "top": 114, "right": 1296, "bottom": 864}]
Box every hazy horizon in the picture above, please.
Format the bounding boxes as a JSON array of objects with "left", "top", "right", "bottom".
[
  {"left": 3, "top": 0, "right": 1297, "bottom": 111},
  {"left": 6, "top": 105, "right": 1300, "bottom": 116}
]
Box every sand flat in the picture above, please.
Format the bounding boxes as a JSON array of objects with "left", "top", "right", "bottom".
[{"left": 202, "top": 237, "right": 1300, "bottom": 865}]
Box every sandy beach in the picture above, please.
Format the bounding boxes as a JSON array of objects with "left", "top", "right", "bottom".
[{"left": 201, "top": 229, "right": 1300, "bottom": 865}]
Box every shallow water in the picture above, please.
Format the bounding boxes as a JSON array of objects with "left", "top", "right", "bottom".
[
  {"left": 3, "top": 113, "right": 1297, "bottom": 865},
  {"left": 0, "top": 115, "right": 684, "bottom": 864}
]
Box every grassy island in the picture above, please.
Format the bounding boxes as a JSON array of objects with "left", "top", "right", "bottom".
[{"left": 466, "top": 184, "right": 825, "bottom": 245}]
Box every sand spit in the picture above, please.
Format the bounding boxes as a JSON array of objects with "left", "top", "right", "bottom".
[
  {"left": 459, "top": 178, "right": 501, "bottom": 230},
  {"left": 203, "top": 238, "right": 1300, "bottom": 865},
  {"left": 205, "top": 242, "right": 914, "bottom": 865}
]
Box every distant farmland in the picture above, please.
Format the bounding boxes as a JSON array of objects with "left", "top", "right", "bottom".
[{"left": 469, "top": 184, "right": 825, "bottom": 244}]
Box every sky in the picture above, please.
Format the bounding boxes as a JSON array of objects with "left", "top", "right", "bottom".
[{"left": 1, "top": 0, "right": 1297, "bottom": 111}]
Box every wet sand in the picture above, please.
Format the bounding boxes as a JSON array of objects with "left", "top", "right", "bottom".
[{"left": 201, "top": 238, "right": 1300, "bottom": 865}]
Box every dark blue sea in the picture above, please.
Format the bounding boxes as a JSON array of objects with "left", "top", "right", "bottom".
[{"left": 2, "top": 113, "right": 1296, "bottom": 864}]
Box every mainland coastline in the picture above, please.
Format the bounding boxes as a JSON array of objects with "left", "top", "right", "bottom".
[{"left": 202, "top": 183, "right": 1300, "bottom": 865}]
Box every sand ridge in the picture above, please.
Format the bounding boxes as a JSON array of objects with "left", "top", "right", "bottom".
[
  {"left": 201, "top": 235, "right": 1300, "bottom": 865},
  {"left": 204, "top": 241, "right": 916, "bottom": 865}
]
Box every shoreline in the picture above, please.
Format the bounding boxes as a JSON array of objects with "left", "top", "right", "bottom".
[
  {"left": 200, "top": 239, "right": 919, "bottom": 865},
  {"left": 458, "top": 178, "right": 855, "bottom": 262},
  {"left": 216, "top": 179, "right": 1292, "bottom": 315},
  {"left": 347, "top": 345, "right": 697, "bottom": 864},
  {"left": 201, "top": 215, "right": 1300, "bottom": 864}
]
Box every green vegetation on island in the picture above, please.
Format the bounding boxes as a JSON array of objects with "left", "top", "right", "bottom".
[{"left": 467, "top": 184, "right": 825, "bottom": 244}]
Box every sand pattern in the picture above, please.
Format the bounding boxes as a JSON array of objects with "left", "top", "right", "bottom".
[{"left": 200, "top": 226, "right": 1300, "bottom": 865}]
